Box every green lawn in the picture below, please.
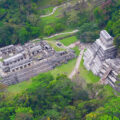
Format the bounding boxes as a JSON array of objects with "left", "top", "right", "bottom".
[
  {"left": 46, "top": 40, "right": 65, "bottom": 51},
  {"left": 46, "top": 31, "right": 76, "bottom": 41},
  {"left": 0, "top": 58, "right": 3, "bottom": 62},
  {"left": 79, "top": 58, "right": 100, "bottom": 83},
  {"left": 49, "top": 58, "right": 77, "bottom": 77},
  {"left": 7, "top": 58, "right": 77, "bottom": 96},
  {"left": 41, "top": 7, "right": 63, "bottom": 24},
  {"left": 8, "top": 80, "right": 32, "bottom": 96},
  {"left": 104, "top": 85, "right": 115, "bottom": 97},
  {"left": 60, "top": 36, "right": 77, "bottom": 46},
  {"left": 72, "top": 46, "right": 80, "bottom": 56}
]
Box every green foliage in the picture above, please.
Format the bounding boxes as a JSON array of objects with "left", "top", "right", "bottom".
[
  {"left": 94, "top": 0, "right": 120, "bottom": 49},
  {"left": 86, "top": 97, "right": 120, "bottom": 120},
  {"left": 94, "top": 7, "right": 104, "bottom": 26},
  {"left": 0, "top": 71, "right": 117, "bottom": 120},
  {"left": 15, "top": 107, "right": 33, "bottom": 114},
  {"left": 18, "top": 27, "right": 29, "bottom": 44},
  {"left": 77, "top": 22, "right": 99, "bottom": 43},
  {"left": 44, "top": 25, "right": 55, "bottom": 36},
  {"left": 0, "top": 0, "right": 103, "bottom": 47},
  {"left": 0, "top": 8, "right": 6, "bottom": 20},
  {"left": 72, "top": 46, "right": 80, "bottom": 56},
  {"left": 79, "top": 57, "right": 100, "bottom": 83},
  {"left": 55, "top": 23, "right": 65, "bottom": 32}
]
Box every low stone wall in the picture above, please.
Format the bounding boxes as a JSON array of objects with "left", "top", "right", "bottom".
[{"left": 56, "top": 33, "right": 76, "bottom": 41}]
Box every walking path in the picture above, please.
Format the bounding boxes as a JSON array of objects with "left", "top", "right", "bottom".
[
  {"left": 68, "top": 41, "right": 80, "bottom": 48},
  {"left": 69, "top": 48, "right": 84, "bottom": 79},
  {"left": 40, "top": 6, "right": 59, "bottom": 18},
  {"left": 56, "top": 41, "right": 80, "bottom": 50},
  {"left": 44, "top": 29, "right": 79, "bottom": 39},
  {"left": 40, "top": 3, "right": 71, "bottom": 18}
]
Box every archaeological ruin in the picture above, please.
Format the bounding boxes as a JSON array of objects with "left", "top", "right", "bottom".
[
  {"left": 0, "top": 41, "right": 76, "bottom": 85},
  {"left": 84, "top": 30, "right": 120, "bottom": 89}
]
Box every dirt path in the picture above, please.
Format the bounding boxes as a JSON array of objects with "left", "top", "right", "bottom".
[
  {"left": 69, "top": 48, "right": 84, "bottom": 79},
  {"left": 40, "top": 3, "right": 71, "bottom": 18},
  {"left": 40, "top": 6, "right": 59, "bottom": 18},
  {"left": 44, "top": 29, "right": 79, "bottom": 39},
  {"left": 68, "top": 41, "right": 80, "bottom": 48}
]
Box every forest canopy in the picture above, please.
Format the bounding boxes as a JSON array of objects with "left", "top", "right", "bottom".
[{"left": 0, "top": 73, "right": 119, "bottom": 120}]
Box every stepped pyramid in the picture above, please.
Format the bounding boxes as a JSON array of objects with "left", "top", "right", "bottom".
[{"left": 83, "top": 30, "right": 117, "bottom": 76}]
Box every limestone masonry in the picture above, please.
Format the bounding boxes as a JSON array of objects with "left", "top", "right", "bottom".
[
  {"left": 0, "top": 41, "right": 76, "bottom": 85},
  {"left": 84, "top": 30, "right": 120, "bottom": 90}
]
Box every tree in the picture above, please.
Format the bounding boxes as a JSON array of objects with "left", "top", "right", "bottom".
[
  {"left": 0, "top": 8, "right": 6, "bottom": 20},
  {"left": 55, "top": 23, "right": 65, "bottom": 32},
  {"left": 44, "top": 25, "right": 55, "bottom": 36},
  {"left": 67, "top": 10, "right": 79, "bottom": 27},
  {"left": 44, "top": 109, "right": 61, "bottom": 120},
  {"left": 18, "top": 27, "right": 29, "bottom": 44}
]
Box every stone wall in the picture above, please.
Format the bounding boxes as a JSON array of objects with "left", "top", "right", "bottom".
[{"left": 0, "top": 51, "right": 76, "bottom": 85}]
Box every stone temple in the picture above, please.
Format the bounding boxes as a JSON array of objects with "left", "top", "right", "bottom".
[
  {"left": 0, "top": 41, "right": 76, "bottom": 85},
  {"left": 83, "top": 30, "right": 120, "bottom": 89}
]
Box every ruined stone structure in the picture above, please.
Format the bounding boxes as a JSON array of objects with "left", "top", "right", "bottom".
[
  {"left": 99, "top": 58, "right": 120, "bottom": 88},
  {"left": 83, "top": 30, "right": 120, "bottom": 88},
  {"left": 0, "top": 41, "right": 75, "bottom": 85}
]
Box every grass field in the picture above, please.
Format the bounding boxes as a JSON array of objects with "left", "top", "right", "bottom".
[
  {"left": 50, "top": 58, "right": 77, "bottom": 77},
  {"left": 46, "top": 31, "right": 76, "bottom": 41},
  {"left": 8, "top": 80, "right": 32, "bottom": 96},
  {"left": 79, "top": 58, "right": 100, "bottom": 83},
  {"left": 104, "top": 85, "right": 115, "bottom": 96},
  {"left": 60, "top": 36, "right": 77, "bottom": 46},
  {"left": 77, "top": 56, "right": 115, "bottom": 97},
  {"left": 41, "top": 7, "right": 63, "bottom": 24},
  {"left": 8, "top": 58, "right": 77, "bottom": 96},
  {"left": 72, "top": 46, "right": 80, "bottom": 56},
  {"left": 46, "top": 40, "right": 65, "bottom": 51},
  {"left": 0, "top": 58, "right": 3, "bottom": 62}
]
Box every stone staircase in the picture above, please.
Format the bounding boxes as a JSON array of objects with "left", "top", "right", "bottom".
[{"left": 100, "top": 67, "right": 112, "bottom": 84}]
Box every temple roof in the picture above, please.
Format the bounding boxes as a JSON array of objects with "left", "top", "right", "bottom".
[
  {"left": 4, "top": 53, "right": 24, "bottom": 63},
  {"left": 0, "top": 45, "right": 14, "bottom": 51},
  {"left": 30, "top": 45, "right": 42, "bottom": 52},
  {"left": 100, "top": 30, "right": 112, "bottom": 40}
]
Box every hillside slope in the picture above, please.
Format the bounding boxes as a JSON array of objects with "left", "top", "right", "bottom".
[{"left": 0, "top": 0, "right": 106, "bottom": 47}]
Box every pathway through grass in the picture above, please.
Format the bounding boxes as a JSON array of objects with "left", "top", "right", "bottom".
[
  {"left": 50, "top": 58, "right": 77, "bottom": 78},
  {"left": 40, "top": 7, "right": 54, "bottom": 15},
  {"left": 46, "top": 40, "right": 65, "bottom": 51}
]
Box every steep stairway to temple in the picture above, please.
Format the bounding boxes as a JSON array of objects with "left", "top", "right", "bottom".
[{"left": 100, "top": 67, "right": 112, "bottom": 84}]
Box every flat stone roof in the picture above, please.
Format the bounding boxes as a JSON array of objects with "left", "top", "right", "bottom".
[
  {"left": 100, "top": 30, "right": 112, "bottom": 40},
  {"left": 4, "top": 53, "right": 24, "bottom": 63},
  {"left": 0, "top": 45, "right": 14, "bottom": 51},
  {"left": 30, "top": 45, "right": 42, "bottom": 52}
]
